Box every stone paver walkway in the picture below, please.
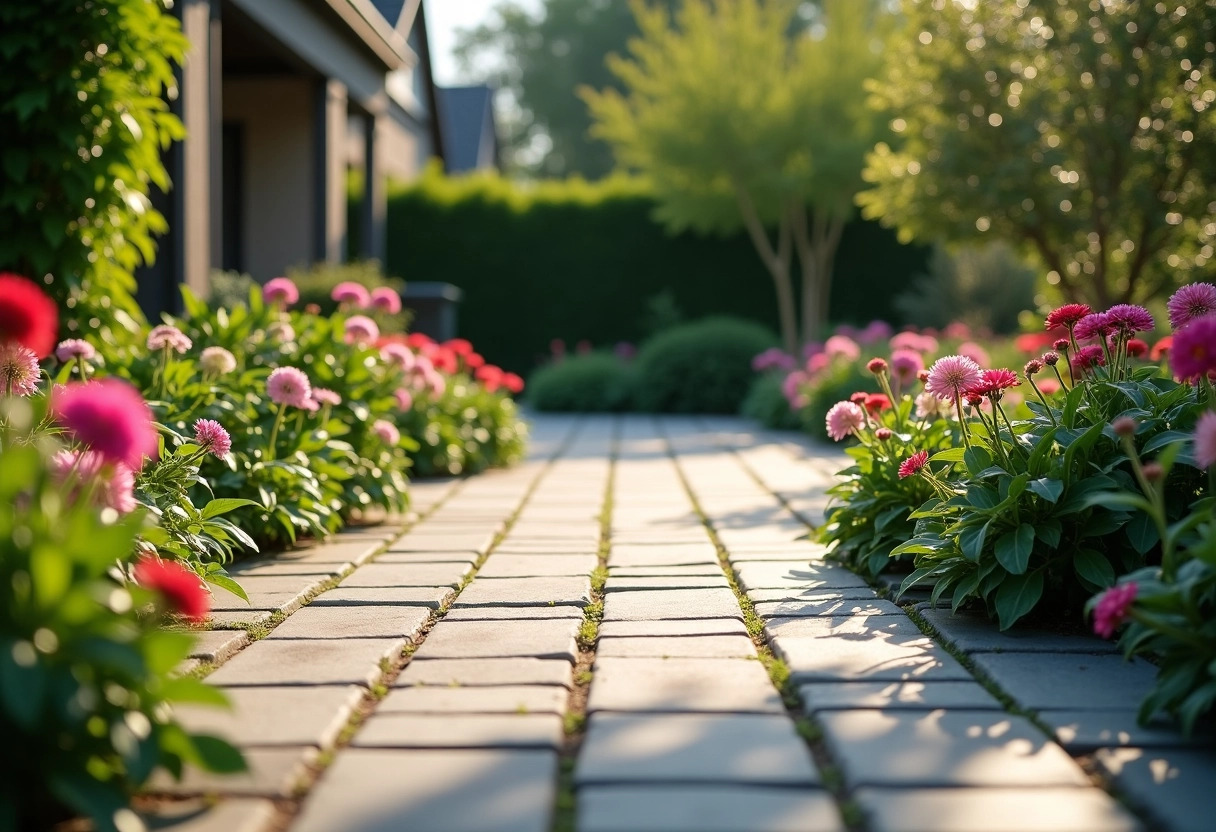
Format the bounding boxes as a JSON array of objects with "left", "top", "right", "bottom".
[{"left": 149, "top": 415, "right": 1214, "bottom": 832}]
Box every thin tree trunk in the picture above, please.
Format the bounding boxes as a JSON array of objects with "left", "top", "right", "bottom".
[
  {"left": 791, "top": 205, "right": 847, "bottom": 345},
  {"left": 736, "top": 184, "right": 798, "bottom": 354}
]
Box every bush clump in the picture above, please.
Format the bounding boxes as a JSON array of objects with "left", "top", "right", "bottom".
[
  {"left": 633, "top": 318, "right": 776, "bottom": 413},
  {"left": 528, "top": 353, "right": 635, "bottom": 412},
  {"left": 741, "top": 373, "right": 805, "bottom": 430}
]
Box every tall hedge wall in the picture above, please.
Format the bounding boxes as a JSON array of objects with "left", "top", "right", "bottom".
[{"left": 379, "top": 167, "right": 929, "bottom": 373}]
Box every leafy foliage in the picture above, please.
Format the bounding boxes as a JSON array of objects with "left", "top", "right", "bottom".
[
  {"left": 895, "top": 242, "right": 1036, "bottom": 334},
  {"left": 741, "top": 372, "right": 805, "bottom": 430},
  {"left": 527, "top": 353, "right": 636, "bottom": 412}
]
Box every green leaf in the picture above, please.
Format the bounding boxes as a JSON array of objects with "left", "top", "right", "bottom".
[
  {"left": 965, "top": 484, "right": 1000, "bottom": 509},
  {"left": 1027, "top": 477, "right": 1064, "bottom": 503},
  {"left": 188, "top": 734, "right": 247, "bottom": 774},
  {"left": 205, "top": 573, "right": 249, "bottom": 603},
  {"left": 994, "top": 524, "right": 1034, "bottom": 575},
  {"left": 201, "top": 497, "right": 259, "bottom": 519},
  {"left": 994, "top": 571, "right": 1044, "bottom": 630},
  {"left": 1125, "top": 511, "right": 1160, "bottom": 555},
  {"left": 1073, "top": 549, "right": 1116, "bottom": 591},
  {"left": 963, "top": 446, "right": 993, "bottom": 477},
  {"left": 929, "top": 448, "right": 965, "bottom": 463},
  {"left": 958, "top": 521, "right": 989, "bottom": 562}
]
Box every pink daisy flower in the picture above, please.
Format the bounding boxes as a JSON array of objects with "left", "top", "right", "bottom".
[
  {"left": 0, "top": 343, "right": 40, "bottom": 396},
  {"left": 381, "top": 343, "right": 415, "bottom": 370},
  {"left": 395, "top": 388, "right": 414, "bottom": 410},
  {"left": 52, "top": 379, "right": 158, "bottom": 470},
  {"left": 146, "top": 324, "right": 192, "bottom": 354},
  {"left": 194, "top": 419, "right": 232, "bottom": 457},
  {"left": 1073, "top": 313, "right": 1113, "bottom": 342},
  {"left": 266, "top": 367, "right": 312, "bottom": 408},
  {"left": 824, "top": 335, "right": 860, "bottom": 361},
  {"left": 344, "top": 315, "right": 380, "bottom": 345},
  {"left": 369, "top": 287, "right": 402, "bottom": 315},
  {"left": 199, "top": 346, "right": 237, "bottom": 375},
  {"left": 1194, "top": 411, "right": 1216, "bottom": 470},
  {"left": 331, "top": 282, "right": 371, "bottom": 308},
  {"left": 311, "top": 388, "right": 341, "bottom": 407},
  {"left": 1092, "top": 583, "right": 1137, "bottom": 639},
  {"left": 55, "top": 339, "right": 95, "bottom": 363},
  {"left": 924, "top": 355, "right": 983, "bottom": 400},
  {"left": 50, "top": 449, "right": 138, "bottom": 515},
  {"left": 825, "top": 401, "right": 866, "bottom": 442},
  {"left": 898, "top": 450, "right": 929, "bottom": 479},
  {"left": 890, "top": 349, "right": 925, "bottom": 386},
  {"left": 262, "top": 277, "right": 299, "bottom": 307},
  {"left": 1167, "top": 283, "right": 1216, "bottom": 330},
  {"left": 1169, "top": 316, "right": 1216, "bottom": 382},
  {"left": 967, "top": 368, "right": 1020, "bottom": 400},
  {"left": 1104, "top": 304, "right": 1155, "bottom": 335},
  {"left": 372, "top": 419, "right": 400, "bottom": 445}
]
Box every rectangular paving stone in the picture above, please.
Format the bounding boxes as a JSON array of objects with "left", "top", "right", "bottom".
[
  {"left": 300, "top": 539, "right": 383, "bottom": 566},
  {"left": 920, "top": 608, "right": 1120, "bottom": 654},
  {"left": 206, "top": 638, "right": 404, "bottom": 687},
  {"left": 853, "top": 787, "right": 1141, "bottom": 832},
  {"left": 767, "top": 615, "right": 971, "bottom": 683},
  {"left": 727, "top": 547, "right": 829, "bottom": 562},
  {"left": 745, "top": 587, "right": 881, "bottom": 603},
  {"left": 1043, "top": 710, "right": 1211, "bottom": 751},
  {"left": 598, "top": 618, "right": 750, "bottom": 638},
  {"left": 1094, "top": 747, "right": 1216, "bottom": 832},
  {"left": 602, "top": 588, "right": 743, "bottom": 622},
  {"left": 754, "top": 598, "right": 902, "bottom": 619},
  {"left": 440, "top": 606, "right": 584, "bottom": 622},
  {"left": 386, "top": 533, "right": 496, "bottom": 553},
  {"left": 205, "top": 610, "right": 273, "bottom": 629},
  {"left": 605, "top": 575, "right": 730, "bottom": 591},
  {"left": 493, "top": 543, "right": 599, "bottom": 555},
  {"left": 354, "top": 713, "right": 563, "bottom": 750},
  {"left": 396, "top": 658, "right": 573, "bottom": 688},
  {"left": 227, "top": 561, "right": 348, "bottom": 578},
  {"left": 735, "top": 562, "right": 870, "bottom": 592},
  {"left": 799, "top": 681, "right": 1002, "bottom": 712},
  {"left": 418, "top": 619, "right": 580, "bottom": 662},
  {"left": 174, "top": 685, "right": 363, "bottom": 747},
  {"left": 576, "top": 713, "right": 819, "bottom": 785},
  {"left": 148, "top": 747, "right": 315, "bottom": 797},
  {"left": 266, "top": 605, "right": 430, "bottom": 641},
  {"left": 143, "top": 798, "right": 277, "bottom": 832},
  {"left": 188, "top": 630, "right": 250, "bottom": 663},
  {"left": 338, "top": 562, "right": 471, "bottom": 588},
  {"left": 577, "top": 785, "right": 845, "bottom": 832},
  {"left": 597, "top": 635, "right": 757, "bottom": 659},
  {"left": 375, "top": 551, "right": 479, "bottom": 565},
  {"left": 379, "top": 685, "right": 568, "bottom": 714},
  {"left": 477, "top": 555, "right": 599, "bottom": 577},
  {"left": 609, "top": 564, "right": 724, "bottom": 577},
  {"left": 609, "top": 545, "right": 721, "bottom": 567},
  {"left": 587, "top": 657, "right": 783, "bottom": 713},
  {"left": 308, "top": 586, "right": 452, "bottom": 609},
  {"left": 292, "top": 749, "right": 557, "bottom": 832},
  {"left": 970, "top": 652, "right": 1158, "bottom": 710},
  {"left": 451, "top": 576, "right": 591, "bottom": 608},
  {"left": 820, "top": 709, "right": 1090, "bottom": 788}
]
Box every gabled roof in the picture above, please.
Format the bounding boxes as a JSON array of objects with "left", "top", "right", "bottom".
[{"left": 437, "top": 85, "right": 499, "bottom": 172}]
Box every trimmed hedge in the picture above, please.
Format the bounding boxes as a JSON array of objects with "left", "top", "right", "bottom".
[
  {"left": 633, "top": 318, "right": 776, "bottom": 413},
  {"left": 527, "top": 352, "right": 636, "bottom": 412},
  {"left": 377, "top": 167, "right": 930, "bottom": 372}
]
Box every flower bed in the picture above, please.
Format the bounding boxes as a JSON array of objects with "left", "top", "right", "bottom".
[
  {"left": 0, "top": 273, "right": 526, "bottom": 829},
  {"left": 795, "top": 286, "right": 1216, "bottom": 734}
]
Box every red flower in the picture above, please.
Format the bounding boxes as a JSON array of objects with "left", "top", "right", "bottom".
[
  {"left": 1151, "top": 336, "right": 1172, "bottom": 360},
  {"left": 502, "top": 372, "right": 524, "bottom": 394},
  {"left": 0, "top": 273, "right": 58, "bottom": 359},
  {"left": 464, "top": 352, "right": 486, "bottom": 370},
  {"left": 849, "top": 391, "right": 869, "bottom": 404},
  {"left": 1072, "top": 345, "right": 1106, "bottom": 373},
  {"left": 867, "top": 357, "right": 888, "bottom": 374},
  {"left": 405, "top": 332, "right": 435, "bottom": 349},
  {"left": 898, "top": 450, "right": 929, "bottom": 479},
  {"left": 1053, "top": 338, "right": 1071, "bottom": 352},
  {"left": 1014, "top": 332, "right": 1056, "bottom": 354},
  {"left": 1045, "top": 303, "right": 1092, "bottom": 331},
  {"left": 134, "top": 557, "right": 209, "bottom": 622},
  {"left": 1126, "top": 339, "right": 1148, "bottom": 358},
  {"left": 863, "top": 393, "right": 891, "bottom": 413},
  {"left": 966, "top": 368, "right": 1020, "bottom": 400},
  {"left": 875, "top": 427, "right": 893, "bottom": 441},
  {"left": 444, "top": 338, "right": 474, "bottom": 356},
  {"left": 476, "top": 364, "right": 504, "bottom": 392},
  {"left": 427, "top": 346, "right": 458, "bottom": 375}
]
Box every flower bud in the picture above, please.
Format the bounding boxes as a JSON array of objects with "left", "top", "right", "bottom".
[
  {"left": 1112, "top": 416, "right": 1138, "bottom": 438},
  {"left": 1053, "top": 339, "right": 1070, "bottom": 352},
  {"left": 875, "top": 427, "right": 893, "bottom": 441},
  {"left": 1142, "top": 461, "right": 1164, "bottom": 482},
  {"left": 917, "top": 369, "right": 930, "bottom": 383},
  {"left": 1024, "top": 358, "right": 1044, "bottom": 376},
  {"left": 1042, "top": 351, "right": 1059, "bottom": 366},
  {"left": 966, "top": 395, "right": 984, "bottom": 408},
  {"left": 867, "top": 357, "right": 888, "bottom": 375}
]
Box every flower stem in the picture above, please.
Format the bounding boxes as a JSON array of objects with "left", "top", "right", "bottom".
[
  {"left": 267, "top": 402, "right": 288, "bottom": 461},
  {"left": 1027, "top": 378, "right": 1058, "bottom": 426},
  {"left": 952, "top": 392, "right": 971, "bottom": 448}
]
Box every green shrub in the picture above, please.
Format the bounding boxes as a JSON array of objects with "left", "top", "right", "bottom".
[
  {"left": 895, "top": 242, "right": 1036, "bottom": 335},
  {"left": 740, "top": 373, "right": 804, "bottom": 430},
  {"left": 0, "top": 0, "right": 187, "bottom": 337},
  {"left": 287, "top": 261, "right": 410, "bottom": 333},
  {"left": 633, "top": 318, "right": 776, "bottom": 413},
  {"left": 207, "top": 270, "right": 258, "bottom": 311},
  {"left": 528, "top": 353, "right": 635, "bottom": 412}
]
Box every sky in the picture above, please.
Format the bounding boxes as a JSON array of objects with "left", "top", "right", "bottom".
[{"left": 424, "top": 0, "right": 543, "bottom": 86}]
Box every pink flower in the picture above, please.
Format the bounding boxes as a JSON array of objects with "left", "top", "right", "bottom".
[
  {"left": 1194, "top": 411, "right": 1216, "bottom": 470},
  {"left": 1170, "top": 315, "right": 1216, "bottom": 382},
  {"left": 1104, "top": 304, "right": 1155, "bottom": 335},
  {"left": 1045, "top": 303, "right": 1092, "bottom": 331},
  {"left": 344, "top": 315, "right": 380, "bottom": 345},
  {"left": 266, "top": 367, "right": 312, "bottom": 408},
  {"left": 199, "top": 346, "right": 236, "bottom": 375},
  {"left": 890, "top": 349, "right": 925, "bottom": 386},
  {"left": 1074, "top": 313, "right": 1113, "bottom": 343},
  {"left": 394, "top": 388, "right": 413, "bottom": 410},
  {"left": 915, "top": 391, "right": 950, "bottom": 419},
  {"left": 331, "top": 282, "right": 370, "bottom": 308},
  {"left": 380, "top": 343, "right": 415, "bottom": 370},
  {"left": 967, "top": 368, "right": 1020, "bottom": 400},
  {"left": 824, "top": 335, "right": 860, "bottom": 361},
  {"left": 924, "top": 355, "right": 983, "bottom": 400},
  {"left": 859, "top": 320, "right": 894, "bottom": 344},
  {"left": 372, "top": 419, "right": 400, "bottom": 445},
  {"left": 1167, "top": 283, "right": 1216, "bottom": 330},
  {"left": 1092, "top": 583, "right": 1137, "bottom": 639},
  {"left": 53, "top": 379, "right": 158, "bottom": 470},
  {"left": 1071, "top": 345, "right": 1106, "bottom": 373},
  {"left": 875, "top": 427, "right": 893, "bottom": 441},
  {"left": 370, "top": 287, "right": 402, "bottom": 315},
  {"left": 262, "top": 277, "right": 299, "bottom": 307},
  {"left": 752, "top": 348, "right": 796, "bottom": 372},
  {"left": 943, "top": 321, "right": 972, "bottom": 339},
  {"left": 146, "top": 325, "right": 192, "bottom": 354},
  {"left": 194, "top": 419, "right": 232, "bottom": 457},
  {"left": 890, "top": 331, "right": 938, "bottom": 354},
  {"left": 957, "top": 341, "right": 990, "bottom": 367},
  {"left": 825, "top": 401, "right": 866, "bottom": 441},
  {"left": 867, "top": 357, "right": 888, "bottom": 374},
  {"left": 0, "top": 343, "right": 40, "bottom": 396},
  {"left": 782, "top": 371, "right": 808, "bottom": 404},
  {"left": 427, "top": 370, "right": 447, "bottom": 397},
  {"left": 50, "top": 449, "right": 137, "bottom": 514},
  {"left": 55, "top": 339, "right": 95, "bottom": 363},
  {"left": 311, "top": 388, "right": 341, "bottom": 407},
  {"left": 806, "top": 353, "right": 831, "bottom": 375},
  {"left": 1024, "top": 358, "right": 1044, "bottom": 376},
  {"left": 898, "top": 450, "right": 929, "bottom": 479}
]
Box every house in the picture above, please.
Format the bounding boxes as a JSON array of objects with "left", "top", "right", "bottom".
[
  {"left": 139, "top": 0, "right": 445, "bottom": 313},
  {"left": 437, "top": 85, "right": 501, "bottom": 173}
]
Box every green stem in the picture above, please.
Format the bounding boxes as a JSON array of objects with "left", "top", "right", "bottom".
[
  {"left": 952, "top": 391, "right": 970, "bottom": 448},
  {"left": 876, "top": 372, "right": 903, "bottom": 433},
  {"left": 1027, "top": 378, "right": 1058, "bottom": 426},
  {"left": 157, "top": 347, "right": 171, "bottom": 401},
  {"left": 266, "top": 402, "right": 288, "bottom": 462}
]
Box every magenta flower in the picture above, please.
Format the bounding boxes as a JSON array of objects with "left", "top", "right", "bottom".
[
  {"left": 55, "top": 339, "right": 95, "bottom": 363},
  {"left": 53, "top": 379, "right": 158, "bottom": 470},
  {"left": 331, "top": 282, "right": 371, "bottom": 308},
  {"left": 344, "top": 315, "right": 380, "bottom": 345},
  {"left": 146, "top": 324, "right": 192, "bottom": 354},
  {"left": 1045, "top": 303, "right": 1092, "bottom": 331},
  {"left": 890, "top": 331, "right": 938, "bottom": 354},
  {"left": 370, "top": 287, "right": 402, "bottom": 315},
  {"left": 380, "top": 343, "right": 415, "bottom": 370},
  {"left": 1194, "top": 411, "right": 1216, "bottom": 470},
  {"left": 372, "top": 419, "right": 400, "bottom": 445},
  {"left": 311, "top": 388, "right": 341, "bottom": 407},
  {"left": 199, "top": 346, "right": 237, "bottom": 375},
  {"left": 263, "top": 277, "right": 299, "bottom": 307},
  {"left": 1169, "top": 316, "right": 1216, "bottom": 382},
  {"left": 395, "top": 388, "right": 414, "bottom": 410},
  {"left": 924, "top": 355, "right": 983, "bottom": 400},
  {"left": 0, "top": 343, "right": 40, "bottom": 396},
  {"left": 898, "top": 450, "right": 929, "bottom": 479},
  {"left": 194, "top": 419, "right": 232, "bottom": 457},
  {"left": 1167, "top": 283, "right": 1216, "bottom": 331},
  {"left": 266, "top": 366, "right": 312, "bottom": 408},
  {"left": 1104, "top": 304, "right": 1155, "bottom": 335},
  {"left": 825, "top": 401, "right": 866, "bottom": 442},
  {"left": 824, "top": 335, "right": 860, "bottom": 361},
  {"left": 752, "top": 348, "right": 796, "bottom": 372},
  {"left": 859, "top": 320, "right": 894, "bottom": 344},
  {"left": 1092, "top": 582, "right": 1137, "bottom": 639},
  {"left": 50, "top": 449, "right": 137, "bottom": 514},
  {"left": 1073, "top": 313, "right": 1113, "bottom": 343},
  {"left": 1071, "top": 345, "right": 1106, "bottom": 373},
  {"left": 890, "top": 349, "right": 925, "bottom": 386},
  {"left": 967, "top": 368, "right": 1020, "bottom": 401}
]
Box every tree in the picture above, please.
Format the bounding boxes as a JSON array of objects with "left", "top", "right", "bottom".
[
  {"left": 583, "top": 0, "right": 887, "bottom": 351},
  {"left": 858, "top": 0, "right": 1216, "bottom": 308}
]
